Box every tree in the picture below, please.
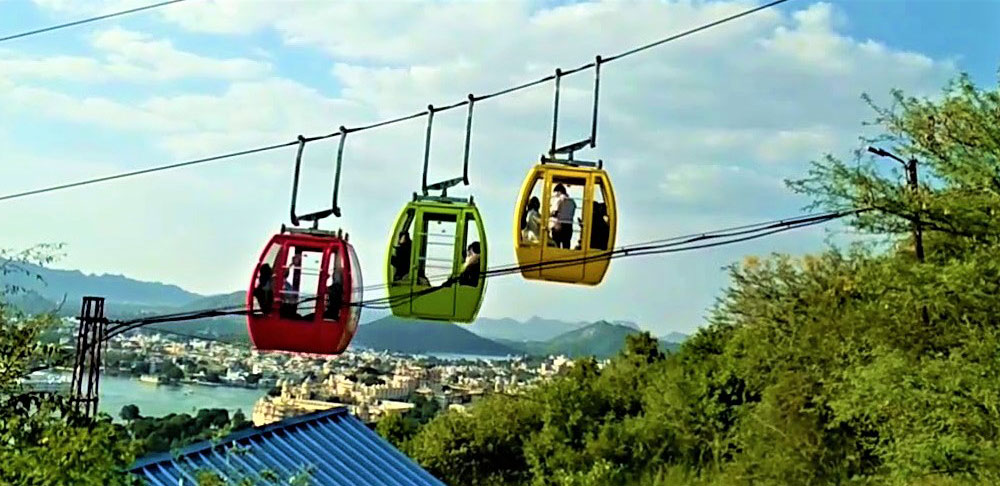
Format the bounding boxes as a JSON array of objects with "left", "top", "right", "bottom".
[
  {"left": 397, "top": 72, "right": 1000, "bottom": 486},
  {"left": 622, "top": 332, "right": 664, "bottom": 364},
  {"left": 375, "top": 413, "right": 419, "bottom": 448},
  {"left": 231, "top": 410, "right": 252, "bottom": 431},
  {"left": 0, "top": 245, "right": 138, "bottom": 485},
  {"left": 120, "top": 404, "right": 141, "bottom": 422},
  {"left": 160, "top": 361, "right": 184, "bottom": 382}
]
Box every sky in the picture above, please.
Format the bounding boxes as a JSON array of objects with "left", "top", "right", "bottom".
[{"left": 1, "top": 0, "right": 997, "bottom": 336}]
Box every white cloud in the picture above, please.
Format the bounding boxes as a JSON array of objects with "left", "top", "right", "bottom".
[
  {"left": 0, "top": 27, "right": 269, "bottom": 83},
  {"left": 9, "top": 0, "right": 961, "bottom": 334}
]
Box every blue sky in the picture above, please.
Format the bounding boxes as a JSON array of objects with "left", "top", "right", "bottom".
[{"left": 1, "top": 0, "right": 997, "bottom": 336}]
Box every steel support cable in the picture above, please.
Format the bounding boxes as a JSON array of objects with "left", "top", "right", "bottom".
[
  {"left": 355, "top": 207, "right": 862, "bottom": 302},
  {"left": 22, "top": 205, "right": 851, "bottom": 375},
  {"left": 354, "top": 208, "right": 863, "bottom": 309},
  {"left": 104, "top": 207, "right": 861, "bottom": 318},
  {"left": 355, "top": 222, "right": 830, "bottom": 310},
  {"left": 27, "top": 204, "right": 856, "bottom": 372},
  {"left": 92, "top": 206, "right": 862, "bottom": 339},
  {"left": 342, "top": 207, "right": 864, "bottom": 309},
  {"left": 0, "top": 0, "right": 791, "bottom": 203},
  {"left": 352, "top": 206, "right": 856, "bottom": 294},
  {"left": 0, "top": 142, "right": 298, "bottom": 202},
  {"left": 0, "top": 0, "right": 191, "bottom": 44}
]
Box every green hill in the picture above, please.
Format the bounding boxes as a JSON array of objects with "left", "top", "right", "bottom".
[
  {"left": 514, "top": 321, "right": 638, "bottom": 358},
  {"left": 352, "top": 317, "right": 521, "bottom": 356},
  {"left": 511, "top": 321, "right": 682, "bottom": 358}
]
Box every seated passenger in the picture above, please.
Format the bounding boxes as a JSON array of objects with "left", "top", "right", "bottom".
[
  {"left": 590, "top": 202, "right": 610, "bottom": 250},
  {"left": 521, "top": 196, "right": 541, "bottom": 243},
  {"left": 279, "top": 255, "right": 301, "bottom": 319},
  {"left": 416, "top": 269, "right": 431, "bottom": 286},
  {"left": 443, "top": 242, "right": 481, "bottom": 287},
  {"left": 253, "top": 264, "right": 274, "bottom": 314},
  {"left": 391, "top": 232, "right": 412, "bottom": 281},
  {"left": 324, "top": 269, "right": 344, "bottom": 320}
]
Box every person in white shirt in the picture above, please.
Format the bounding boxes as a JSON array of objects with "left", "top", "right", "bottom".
[
  {"left": 521, "top": 196, "right": 542, "bottom": 243},
  {"left": 549, "top": 184, "right": 576, "bottom": 249}
]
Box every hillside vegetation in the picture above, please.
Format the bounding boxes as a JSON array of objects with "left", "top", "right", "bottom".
[{"left": 379, "top": 74, "right": 1000, "bottom": 485}]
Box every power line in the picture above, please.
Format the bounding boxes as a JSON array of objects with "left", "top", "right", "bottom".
[
  {"left": 0, "top": 141, "right": 296, "bottom": 202},
  {"left": 105, "top": 207, "right": 862, "bottom": 328},
  {"left": 27, "top": 205, "right": 855, "bottom": 373},
  {"left": 0, "top": 0, "right": 792, "bottom": 204},
  {"left": 0, "top": 0, "right": 191, "bottom": 44}
]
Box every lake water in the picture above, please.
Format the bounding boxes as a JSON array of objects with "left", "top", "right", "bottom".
[
  {"left": 38, "top": 353, "right": 509, "bottom": 421},
  {"left": 98, "top": 375, "right": 265, "bottom": 421},
  {"left": 422, "top": 352, "right": 518, "bottom": 362}
]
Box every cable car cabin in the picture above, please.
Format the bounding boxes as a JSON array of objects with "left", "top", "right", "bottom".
[
  {"left": 386, "top": 196, "right": 487, "bottom": 323},
  {"left": 246, "top": 228, "right": 363, "bottom": 355},
  {"left": 514, "top": 162, "right": 617, "bottom": 285}
]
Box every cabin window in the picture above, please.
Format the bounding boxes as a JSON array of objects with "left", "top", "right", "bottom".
[
  {"left": 417, "top": 212, "right": 457, "bottom": 287},
  {"left": 519, "top": 175, "right": 543, "bottom": 246},
  {"left": 279, "top": 246, "right": 324, "bottom": 320}
]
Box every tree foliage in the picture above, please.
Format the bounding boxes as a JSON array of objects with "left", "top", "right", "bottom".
[
  {"left": 0, "top": 246, "right": 139, "bottom": 486},
  {"left": 390, "top": 72, "right": 1000, "bottom": 486},
  {"left": 124, "top": 406, "right": 253, "bottom": 456}
]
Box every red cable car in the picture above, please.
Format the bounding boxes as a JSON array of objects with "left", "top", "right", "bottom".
[
  {"left": 246, "top": 130, "right": 363, "bottom": 355},
  {"left": 247, "top": 227, "right": 362, "bottom": 354}
]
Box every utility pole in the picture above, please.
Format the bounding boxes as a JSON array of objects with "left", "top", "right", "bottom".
[
  {"left": 868, "top": 146, "right": 930, "bottom": 328},
  {"left": 868, "top": 146, "right": 924, "bottom": 262}
]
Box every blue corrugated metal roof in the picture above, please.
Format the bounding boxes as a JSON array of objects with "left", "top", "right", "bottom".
[{"left": 129, "top": 407, "right": 447, "bottom": 486}]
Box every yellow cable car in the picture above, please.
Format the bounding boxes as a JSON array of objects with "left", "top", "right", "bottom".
[
  {"left": 513, "top": 58, "right": 616, "bottom": 285},
  {"left": 514, "top": 157, "right": 616, "bottom": 285}
]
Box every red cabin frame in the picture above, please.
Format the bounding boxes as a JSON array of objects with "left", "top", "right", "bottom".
[{"left": 246, "top": 230, "right": 362, "bottom": 355}]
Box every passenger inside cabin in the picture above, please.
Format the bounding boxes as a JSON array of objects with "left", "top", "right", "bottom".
[
  {"left": 416, "top": 268, "right": 431, "bottom": 286},
  {"left": 521, "top": 196, "right": 541, "bottom": 243},
  {"left": 324, "top": 263, "right": 344, "bottom": 320},
  {"left": 443, "top": 241, "right": 481, "bottom": 287},
  {"left": 279, "top": 254, "right": 302, "bottom": 319},
  {"left": 590, "top": 202, "right": 610, "bottom": 250},
  {"left": 392, "top": 232, "right": 412, "bottom": 281},
  {"left": 549, "top": 184, "right": 576, "bottom": 249},
  {"left": 254, "top": 264, "right": 274, "bottom": 314}
]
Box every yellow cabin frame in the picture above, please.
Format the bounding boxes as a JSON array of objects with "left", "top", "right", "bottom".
[{"left": 513, "top": 163, "right": 617, "bottom": 285}]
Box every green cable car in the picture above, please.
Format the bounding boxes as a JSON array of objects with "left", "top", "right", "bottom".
[{"left": 385, "top": 102, "right": 488, "bottom": 323}]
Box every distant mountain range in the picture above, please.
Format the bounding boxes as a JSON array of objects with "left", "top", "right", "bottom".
[
  {"left": 353, "top": 317, "right": 520, "bottom": 356},
  {"left": 467, "top": 316, "right": 642, "bottom": 342},
  {"left": 2, "top": 261, "right": 200, "bottom": 308},
  {"left": 0, "top": 262, "right": 688, "bottom": 356}
]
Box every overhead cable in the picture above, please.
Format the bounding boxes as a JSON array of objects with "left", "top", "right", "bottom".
[
  {"left": 104, "top": 206, "right": 861, "bottom": 328},
  {"left": 0, "top": 0, "right": 791, "bottom": 203},
  {"left": 0, "top": 0, "right": 191, "bottom": 44}
]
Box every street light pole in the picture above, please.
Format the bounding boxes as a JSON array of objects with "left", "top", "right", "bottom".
[
  {"left": 868, "top": 146, "right": 930, "bottom": 330},
  {"left": 868, "top": 146, "right": 925, "bottom": 263}
]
